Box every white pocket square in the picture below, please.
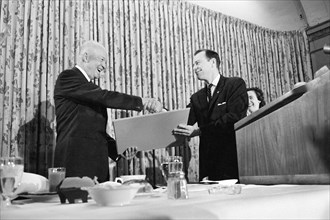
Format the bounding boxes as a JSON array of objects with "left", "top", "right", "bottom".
[{"left": 217, "top": 102, "right": 226, "bottom": 106}]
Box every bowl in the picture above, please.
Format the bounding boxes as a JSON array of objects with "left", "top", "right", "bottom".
[{"left": 82, "top": 182, "right": 141, "bottom": 206}]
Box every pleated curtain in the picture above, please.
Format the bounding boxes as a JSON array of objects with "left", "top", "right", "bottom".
[{"left": 0, "top": 0, "right": 312, "bottom": 183}]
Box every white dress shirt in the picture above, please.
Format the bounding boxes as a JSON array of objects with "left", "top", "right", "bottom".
[
  {"left": 75, "top": 65, "right": 91, "bottom": 82},
  {"left": 209, "top": 74, "right": 220, "bottom": 96}
]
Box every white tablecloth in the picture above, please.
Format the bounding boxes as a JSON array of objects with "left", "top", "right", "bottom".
[{"left": 1, "top": 184, "right": 329, "bottom": 219}]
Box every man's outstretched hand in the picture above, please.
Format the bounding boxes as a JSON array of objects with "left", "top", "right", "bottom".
[{"left": 142, "top": 98, "right": 162, "bottom": 113}]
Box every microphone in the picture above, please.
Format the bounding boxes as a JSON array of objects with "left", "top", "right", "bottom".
[{"left": 324, "top": 44, "right": 330, "bottom": 54}]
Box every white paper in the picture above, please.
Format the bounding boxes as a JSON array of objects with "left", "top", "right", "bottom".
[{"left": 113, "top": 108, "right": 190, "bottom": 154}]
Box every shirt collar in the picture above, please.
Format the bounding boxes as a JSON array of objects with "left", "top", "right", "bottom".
[
  {"left": 210, "top": 74, "right": 220, "bottom": 87},
  {"left": 75, "top": 65, "right": 91, "bottom": 82}
]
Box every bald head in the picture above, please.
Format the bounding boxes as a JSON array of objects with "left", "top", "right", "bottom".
[{"left": 77, "top": 41, "right": 107, "bottom": 80}]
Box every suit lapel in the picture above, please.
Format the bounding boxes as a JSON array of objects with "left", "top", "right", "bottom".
[
  {"left": 196, "top": 86, "right": 209, "bottom": 117},
  {"left": 208, "top": 75, "right": 225, "bottom": 110},
  {"left": 195, "top": 75, "right": 226, "bottom": 118}
]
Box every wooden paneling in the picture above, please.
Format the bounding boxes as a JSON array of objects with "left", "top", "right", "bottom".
[
  {"left": 306, "top": 20, "right": 330, "bottom": 75},
  {"left": 235, "top": 71, "right": 330, "bottom": 184}
]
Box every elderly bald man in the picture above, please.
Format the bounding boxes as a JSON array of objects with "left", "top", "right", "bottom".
[{"left": 54, "top": 41, "right": 162, "bottom": 182}]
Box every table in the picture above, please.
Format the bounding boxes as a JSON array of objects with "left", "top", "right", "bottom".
[{"left": 1, "top": 184, "right": 329, "bottom": 219}]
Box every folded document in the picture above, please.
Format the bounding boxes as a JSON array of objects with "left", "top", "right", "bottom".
[{"left": 113, "top": 108, "right": 190, "bottom": 154}]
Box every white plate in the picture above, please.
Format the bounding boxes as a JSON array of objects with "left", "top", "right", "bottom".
[
  {"left": 134, "top": 191, "right": 162, "bottom": 198},
  {"left": 19, "top": 192, "right": 58, "bottom": 202},
  {"left": 200, "top": 179, "right": 238, "bottom": 185},
  {"left": 26, "top": 190, "right": 57, "bottom": 195}
]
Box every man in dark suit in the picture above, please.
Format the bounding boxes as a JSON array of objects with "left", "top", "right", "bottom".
[
  {"left": 54, "top": 41, "right": 162, "bottom": 183},
  {"left": 173, "top": 49, "right": 248, "bottom": 181}
]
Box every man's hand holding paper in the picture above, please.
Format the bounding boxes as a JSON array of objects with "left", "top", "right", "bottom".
[
  {"left": 173, "top": 123, "right": 201, "bottom": 138},
  {"left": 121, "top": 146, "right": 138, "bottom": 160}
]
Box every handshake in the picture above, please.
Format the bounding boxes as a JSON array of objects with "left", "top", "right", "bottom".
[{"left": 142, "top": 98, "right": 163, "bottom": 113}]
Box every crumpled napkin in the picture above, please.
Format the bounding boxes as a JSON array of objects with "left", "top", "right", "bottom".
[{"left": 16, "top": 172, "right": 49, "bottom": 194}]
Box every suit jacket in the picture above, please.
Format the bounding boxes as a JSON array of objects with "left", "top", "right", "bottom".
[
  {"left": 188, "top": 75, "right": 248, "bottom": 181},
  {"left": 54, "top": 67, "right": 143, "bottom": 182}
]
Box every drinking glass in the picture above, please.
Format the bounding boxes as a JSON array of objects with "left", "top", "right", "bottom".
[
  {"left": 48, "top": 167, "right": 66, "bottom": 192},
  {"left": 160, "top": 156, "right": 182, "bottom": 183},
  {"left": 0, "top": 157, "right": 24, "bottom": 208}
]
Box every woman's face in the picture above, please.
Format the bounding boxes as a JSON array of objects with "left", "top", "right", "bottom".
[{"left": 247, "top": 90, "right": 261, "bottom": 113}]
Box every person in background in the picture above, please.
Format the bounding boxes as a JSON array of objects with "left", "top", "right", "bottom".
[
  {"left": 54, "top": 40, "right": 162, "bottom": 183},
  {"left": 246, "top": 87, "right": 266, "bottom": 116},
  {"left": 173, "top": 49, "right": 248, "bottom": 181}
]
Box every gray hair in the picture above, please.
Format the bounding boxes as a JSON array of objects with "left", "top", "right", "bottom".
[{"left": 79, "top": 41, "right": 106, "bottom": 56}]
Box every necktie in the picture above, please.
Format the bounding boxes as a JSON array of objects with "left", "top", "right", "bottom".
[{"left": 207, "top": 84, "right": 213, "bottom": 102}]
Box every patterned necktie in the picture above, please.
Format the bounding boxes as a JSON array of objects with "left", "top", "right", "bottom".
[{"left": 207, "top": 84, "right": 213, "bottom": 102}]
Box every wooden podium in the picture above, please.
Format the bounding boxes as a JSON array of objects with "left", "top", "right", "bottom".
[{"left": 235, "top": 71, "right": 330, "bottom": 184}]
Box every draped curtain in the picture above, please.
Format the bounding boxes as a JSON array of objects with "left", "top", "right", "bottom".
[{"left": 0, "top": 0, "right": 312, "bottom": 182}]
